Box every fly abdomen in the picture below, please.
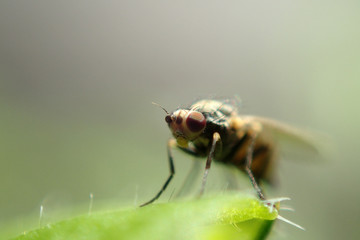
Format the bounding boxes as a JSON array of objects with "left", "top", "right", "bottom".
[{"left": 220, "top": 133, "right": 274, "bottom": 181}]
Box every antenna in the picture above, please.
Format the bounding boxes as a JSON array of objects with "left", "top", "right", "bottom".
[{"left": 151, "top": 102, "right": 169, "bottom": 114}]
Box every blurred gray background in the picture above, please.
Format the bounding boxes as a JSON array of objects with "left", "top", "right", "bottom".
[{"left": 0, "top": 1, "right": 359, "bottom": 239}]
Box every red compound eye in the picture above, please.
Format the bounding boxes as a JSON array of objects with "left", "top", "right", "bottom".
[{"left": 186, "top": 112, "right": 206, "bottom": 132}]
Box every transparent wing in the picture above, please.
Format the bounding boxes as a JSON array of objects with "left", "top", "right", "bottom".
[
  {"left": 244, "top": 116, "right": 331, "bottom": 162},
  {"left": 175, "top": 159, "right": 203, "bottom": 198}
]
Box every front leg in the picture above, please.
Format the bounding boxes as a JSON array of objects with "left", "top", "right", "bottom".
[
  {"left": 199, "top": 132, "right": 221, "bottom": 196},
  {"left": 140, "top": 138, "right": 177, "bottom": 207}
]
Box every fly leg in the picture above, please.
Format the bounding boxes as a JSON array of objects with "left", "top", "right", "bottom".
[
  {"left": 140, "top": 138, "right": 176, "bottom": 207},
  {"left": 199, "top": 132, "right": 221, "bottom": 196},
  {"left": 245, "top": 132, "right": 266, "bottom": 200}
]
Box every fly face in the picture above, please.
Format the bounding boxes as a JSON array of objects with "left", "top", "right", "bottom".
[
  {"left": 165, "top": 109, "right": 206, "bottom": 148},
  {"left": 165, "top": 99, "right": 235, "bottom": 149}
]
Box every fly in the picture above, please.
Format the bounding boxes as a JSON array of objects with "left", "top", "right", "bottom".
[{"left": 140, "top": 98, "right": 319, "bottom": 207}]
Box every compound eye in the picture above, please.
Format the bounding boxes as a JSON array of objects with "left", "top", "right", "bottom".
[
  {"left": 175, "top": 116, "right": 183, "bottom": 124},
  {"left": 186, "top": 112, "right": 206, "bottom": 132},
  {"left": 165, "top": 115, "right": 172, "bottom": 124}
]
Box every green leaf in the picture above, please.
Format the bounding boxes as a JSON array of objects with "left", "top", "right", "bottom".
[{"left": 13, "top": 193, "right": 278, "bottom": 240}]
